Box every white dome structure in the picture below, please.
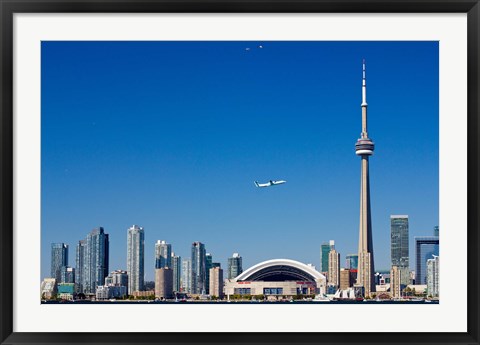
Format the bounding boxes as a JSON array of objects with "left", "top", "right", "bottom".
[{"left": 225, "top": 259, "right": 326, "bottom": 298}]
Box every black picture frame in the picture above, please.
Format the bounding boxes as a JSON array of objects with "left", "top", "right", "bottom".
[{"left": 1, "top": 1, "right": 479, "bottom": 344}]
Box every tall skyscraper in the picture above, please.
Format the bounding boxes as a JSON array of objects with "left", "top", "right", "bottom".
[
  {"left": 433, "top": 225, "right": 439, "bottom": 237},
  {"left": 227, "top": 253, "right": 243, "bottom": 279},
  {"left": 83, "top": 227, "right": 109, "bottom": 294},
  {"left": 355, "top": 60, "right": 376, "bottom": 296},
  {"left": 155, "top": 240, "right": 172, "bottom": 269},
  {"left": 415, "top": 236, "right": 439, "bottom": 284},
  {"left": 321, "top": 241, "right": 334, "bottom": 274},
  {"left": 209, "top": 267, "right": 224, "bottom": 298},
  {"left": 51, "top": 243, "right": 68, "bottom": 283},
  {"left": 171, "top": 253, "right": 182, "bottom": 293},
  {"left": 75, "top": 240, "right": 86, "bottom": 293},
  {"left": 181, "top": 258, "right": 192, "bottom": 293},
  {"left": 60, "top": 266, "right": 75, "bottom": 284},
  {"left": 328, "top": 248, "right": 340, "bottom": 287},
  {"left": 426, "top": 255, "right": 439, "bottom": 297},
  {"left": 191, "top": 242, "right": 206, "bottom": 294},
  {"left": 391, "top": 215, "right": 410, "bottom": 285},
  {"left": 205, "top": 253, "right": 213, "bottom": 294},
  {"left": 127, "top": 225, "right": 145, "bottom": 294},
  {"left": 320, "top": 242, "right": 332, "bottom": 272},
  {"left": 345, "top": 254, "right": 358, "bottom": 270}
]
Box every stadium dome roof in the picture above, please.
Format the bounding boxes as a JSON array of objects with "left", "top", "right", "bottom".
[{"left": 234, "top": 259, "right": 325, "bottom": 283}]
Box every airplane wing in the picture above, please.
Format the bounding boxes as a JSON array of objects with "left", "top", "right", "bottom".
[{"left": 255, "top": 180, "right": 285, "bottom": 187}]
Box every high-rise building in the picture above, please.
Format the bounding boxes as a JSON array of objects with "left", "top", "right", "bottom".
[
  {"left": 433, "top": 225, "right": 439, "bottom": 237},
  {"left": 82, "top": 227, "right": 109, "bottom": 294},
  {"left": 227, "top": 253, "right": 243, "bottom": 279},
  {"left": 181, "top": 258, "right": 192, "bottom": 293},
  {"left": 155, "top": 240, "right": 172, "bottom": 269},
  {"left": 75, "top": 240, "right": 86, "bottom": 293},
  {"left": 328, "top": 248, "right": 340, "bottom": 287},
  {"left": 391, "top": 215, "right": 410, "bottom": 285},
  {"left": 209, "top": 267, "right": 224, "bottom": 298},
  {"left": 127, "top": 225, "right": 145, "bottom": 294},
  {"left": 355, "top": 60, "right": 376, "bottom": 297},
  {"left": 205, "top": 253, "right": 213, "bottom": 294},
  {"left": 60, "top": 266, "right": 75, "bottom": 283},
  {"left": 339, "top": 269, "right": 351, "bottom": 290},
  {"left": 410, "top": 270, "right": 416, "bottom": 285},
  {"left": 415, "top": 236, "right": 439, "bottom": 285},
  {"left": 345, "top": 254, "right": 358, "bottom": 270},
  {"left": 390, "top": 266, "right": 401, "bottom": 298},
  {"left": 171, "top": 253, "right": 182, "bottom": 293},
  {"left": 320, "top": 241, "right": 334, "bottom": 274},
  {"left": 426, "top": 255, "right": 439, "bottom": 297},
  {"left": 191, "top": 242, "right": 206, "bottom": 294},
  {"left": 105, "top": 270, "right": 129, "bottom": 295},
  {"left": 51, "top": 243, "right": 68, "bottom": 283},
  {"left": 155, "top": 268, "right": 173, "bottom": 299}
]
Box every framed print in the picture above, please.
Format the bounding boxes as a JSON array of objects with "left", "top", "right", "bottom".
[{"left": 1, "top": 1, "right": 479, "bottom": 345}]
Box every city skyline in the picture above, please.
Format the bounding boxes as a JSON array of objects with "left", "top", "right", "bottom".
[{"left": 41, "top": 41, "right": 439, "bottom": 281}]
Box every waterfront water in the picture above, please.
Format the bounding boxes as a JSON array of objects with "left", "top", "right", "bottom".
[{"left": 42, "top": 300, "right": 439, "bottom": 305}]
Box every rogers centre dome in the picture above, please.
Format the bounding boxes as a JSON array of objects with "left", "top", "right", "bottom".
[{"left": 224, "top": 259, "right": 326, "bottom": 298}]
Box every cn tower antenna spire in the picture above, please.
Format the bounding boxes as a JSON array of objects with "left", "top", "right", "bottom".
[{"left": 362, "top": 59, "right": 367, "bottom": 108}]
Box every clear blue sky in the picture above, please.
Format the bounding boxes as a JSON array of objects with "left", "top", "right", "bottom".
[{"left": 41, "top": 41, "right": 438, "bottom": 281}]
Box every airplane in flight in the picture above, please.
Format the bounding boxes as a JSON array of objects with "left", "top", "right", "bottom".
[{"left": 254, "top": 180, "right": 286, "bottom": 188}]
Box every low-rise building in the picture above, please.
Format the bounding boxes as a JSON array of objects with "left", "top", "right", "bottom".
[
  {"left": 339, "top": 269, "right": 351, "bottom": 290},
  {"left": 155, "top": 268, "right": 174, "bottom": 299},
  {"left": 41, "top": 278, "right": 57, "bottom": 300},
  {"left": 58, "top": 283, "right": 75, "bottom": 300},
  {"left": 132, "top": 290, "right": 155, "bottom": 298},
  {"left": 105, "top": 270, "right": 129, "bottom": 295},
  {"left": 96, "top": 285, "right": 127, "bottom": 300}
]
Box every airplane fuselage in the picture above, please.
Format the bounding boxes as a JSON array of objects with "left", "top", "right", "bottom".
[{"left": 254, "top": 180, "right": 286, "bottom": 188}]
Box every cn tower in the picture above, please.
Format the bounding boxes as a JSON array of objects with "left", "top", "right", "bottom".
[{"left": 355, "top": 60, "right": 375, "bottom": 296}]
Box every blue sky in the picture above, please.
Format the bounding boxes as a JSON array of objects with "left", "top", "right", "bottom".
[{"left": 41, "top": 41, "right": 438, "bottom": 281}]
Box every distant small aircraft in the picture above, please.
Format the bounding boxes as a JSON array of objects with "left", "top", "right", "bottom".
[{"left": 254, "top": 180, "right": 286, "bottom": 188}]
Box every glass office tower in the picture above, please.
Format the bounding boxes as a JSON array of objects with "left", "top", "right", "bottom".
[
  {"left": 51, "top": 243, "right": 68, "bottom": 283},
  {"left": 191, "top": 242, "right": 206, "bottom": 294},
  {"left": 415, "top": 236, "right": 439, "bottom": 285},
  {"left": 83, "top": 227, "right": 109, "bottom": 294},
  {"left": 155, "top": 240, "right": 172, "bottom": 269},
  {"left": 391, "top": 215, "right": 410, "bottom": 285},
  {"left": 227, "top": 253, "right": 243, "bottom": 279}
]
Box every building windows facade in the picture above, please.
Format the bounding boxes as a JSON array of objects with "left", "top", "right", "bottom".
[{"left": 127, "top": 225, "right": 145, "bottom": 294}]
